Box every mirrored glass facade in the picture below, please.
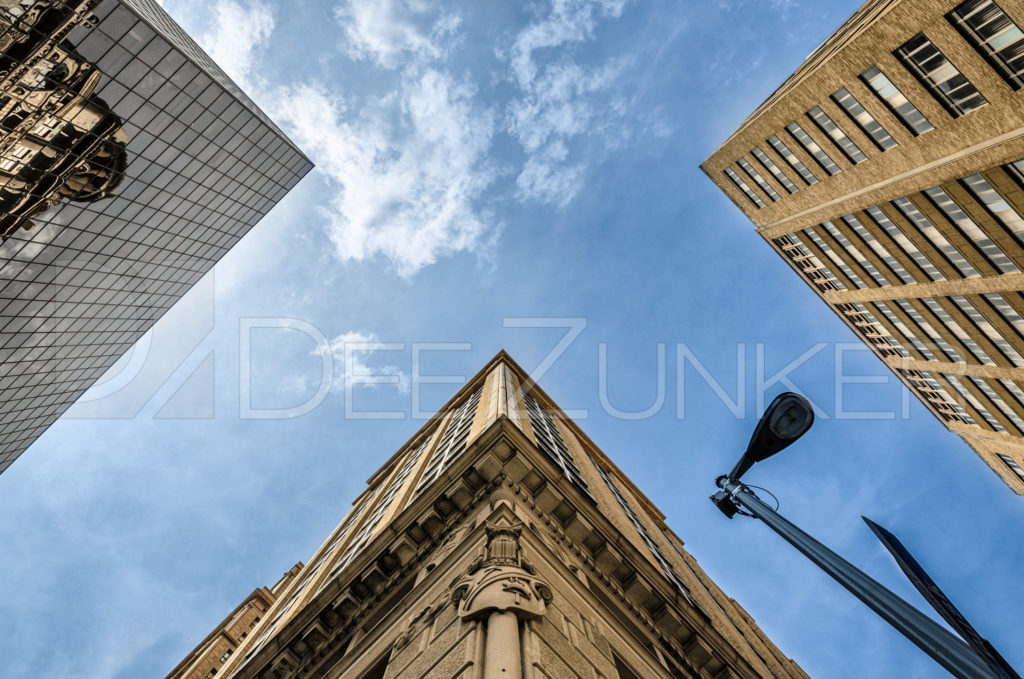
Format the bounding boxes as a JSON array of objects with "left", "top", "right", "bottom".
[{"left": 0, "top": 0, "right": 312, "bottom": 472}]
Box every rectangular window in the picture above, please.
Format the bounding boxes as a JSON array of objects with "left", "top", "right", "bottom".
[
  {"left": 773, "top": 233, "right": 846, "bottom": 292},
  {"left": 803, "top": 226, "right": 866, "bottom": 288},
  {"left": 831, "top": 87, "right": 898, "bottom": 150},
  {"left": 997, "top": 453, "right": 1024, "bottom": 483},
  {"left": 961, "top": 173, "right": 1024, "bottom": 244},
  {"left": 891, "top": 196, "right": 979, "bottom": 277},
  {"left": 767, "top": 134, "right": 818, "bottom": 184},
  {"left": 865, "top": 205, "right": 944, "bottom": 281},
  {"left": 969, "top": 377, "right": 1024, "bottom": 433},
  {"left": 786, "top": 121, "right": 841, "bottom": 174},
  {"left": 807, "top": 105, "right": 868, "bottom": 163},
  {"left": 861, "top": 66, "right": 934, "bottom": 135},
  {"left": 923, "top": 186, "right": 1019, "bottom": 273},
  {"left": 737, "top": 158, "right": 781, "bottom": 201},
  {"left": 950, "top": 295, "right": 1024, "bottom": 366},
  {"left": 921, "top": 297, "right": 995, "bottom": 364},
  {"left": 873, "top": 300, "right": 937, "bottom": 359},
  {"left": 948, "top": 0, "right": 1024, "bottom": 90},
  {"left": 945, "top": 374, "right": 1004, "bottom": 430},
  {"left": 522, "top": 389, "right": 593, "bottom": 499},
  {"left": 894, "top": 33, "right": 988, "bottom": 116},
  {"left": 822, "top": 220, "right": 890, "bottom": 285},
  {"left": 895, "top": 298, "right": 964, "bottom": 362},
  {"left": 899, "top": 368, "right": 974, "bottom": 422},
  {"left": 981, "top": 292, "right": 1024, "bottom": 338},
  {"left": 841, "top": 213, "right": 915, "bottom": 283},
  {"left": 723, "top": 167, "right": 765, "bottom": 208},
  {"left": 752, "top": 146, "right": 798, "bottom": 193}
]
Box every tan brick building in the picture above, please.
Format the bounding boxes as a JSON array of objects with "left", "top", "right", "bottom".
[
  {"left": 170, "top": 353, "right": 808, "bottom": 679},
  {"left": 703, "top": 0, "right": 1024, "bottom": 494},
  {"left": 166, "top": 564, "right": 303, "bottom": 679}
]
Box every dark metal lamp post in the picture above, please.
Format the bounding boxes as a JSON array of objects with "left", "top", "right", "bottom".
[{"left": 711, "top": 393, "right": 1018, "bottom": 679}]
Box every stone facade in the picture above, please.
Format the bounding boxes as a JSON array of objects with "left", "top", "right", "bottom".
[
  {"left": 703, "top": 0, "right": 1024, "bottom": 493},
  {"left": 173, "top": 353, "right": 808, "bottom": 679}
]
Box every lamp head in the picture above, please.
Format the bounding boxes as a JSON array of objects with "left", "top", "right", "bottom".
[{"left": 726, "top": 392, "right": 814, "bottom": 482}]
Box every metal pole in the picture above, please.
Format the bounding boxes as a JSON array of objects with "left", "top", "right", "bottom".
[{"left": 719, "top": 479, "right": 997, "bottom": 679}]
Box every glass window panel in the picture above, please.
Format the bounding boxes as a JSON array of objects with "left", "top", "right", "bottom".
[
  {"left": 737, "top": 158, "right": 781, "bottom": 201},
  {"left": 831, "top": 87, "right": 898, "bottom": 150},
  {"left": 873, "top": 300, "right": 937, "bottom": 359},
  {"left": 949, "top": 0, "right": 1024, "bottom": 89},
  {"left": 723, "top": 167, "right": 766, "bottom": 208},
  {"left": 865, "top": 205, "right": 944, "bottom": 280},
  {"left": 895, "top": 33, "right": 988, "bottom": 116},
  {"left": 861, "top": 66, "right": 934, "bottom": 134},
  {"left": 923, "top": 186, "right": 1018, "bottom": 273},
  {"left": 822, "top": 220, "right": 890, "bottom": 285},
  {"left": 803, "top": 226, "right": 866, "bottom": 288},
  {"left": 895, "top": 298, "right": 965, "bottom": 362},
  {"left": 841, "top": 213, "right": 915, "bottom": 283},
  {"left": 961, "top": 173, "right": 1024, "bottom": 245},
  {"left": 945, "top": 374, "right": 1004, "bottom": 430},
  {"left": 807, "top": 105, "right": 868, "bottom": 163},
  {"left": 921, "top": 297, "right": 995, "bottom": 364},
  {"left": 768, "top": 134, "right": 818, "bottom": 185},
  {"left": 786, "top": 121, "right": 842, "bottom": 174},
  {"left": 752, "top": 146, "right": 798, "bottom": 193},
  {"left": 950, "top": 295, "right": 1024, "bottom": 365}
]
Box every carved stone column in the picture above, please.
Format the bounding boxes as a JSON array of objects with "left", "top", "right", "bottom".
[{"left": 451, "top": 522, "right": 552, "bottom": 679}]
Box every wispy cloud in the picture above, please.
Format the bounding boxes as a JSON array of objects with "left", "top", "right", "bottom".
[
  {"left": 325, "top": 331, "right": 410, "bottom": 393},
  {"left": 502, "top": 0, "right": 632, "bottom": 206},
  {"left": 334, "top": 0, "right": 462, "bottom": 68}
]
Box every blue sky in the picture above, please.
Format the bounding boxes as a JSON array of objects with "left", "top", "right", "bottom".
[{"left": 0, "top": 0, "right": 1022, "bottom": 677}]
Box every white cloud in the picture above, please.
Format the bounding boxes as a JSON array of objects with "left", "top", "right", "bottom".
[
  {"left": 198, "top": 0, "right": 274, "bottom": 84},
  {"left": 503, "top": 0, "right": 631, "bottom": 206},
  {"left": 335, "top": 0, "right": 462, "bottom": 68},
  {"left": 325, "top": 331, "right": 410, "bottom": 393}
]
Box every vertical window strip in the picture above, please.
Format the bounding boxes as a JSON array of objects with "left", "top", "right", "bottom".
[
  {"left": 413, "top": 388, "right": 482, "bottom": 496},
  {"left": 522, "top": 389, "right": 593, "bottom": 499},
  {"left": 807, "top": 105, "right": 868, "bottom": 163},
  {"left": 844, "top": 301, "right": 911, "bottom": 357},
  {"left": 895, "top": 33, "right": 989, "bottom": 116},
  {"left": 899, "top": 369, "right": 975, "bottom": 422},
  {"left": 724, "top": 167, "right": 765, "bottom": 208},
  {"left": 969, "top": 376, "right": 1024, "bottom": 433},
  {"left": 752, "top": 146, "right": 798, "bottom": 193},
  {"left": 921, "top": 297, "right": 995, "bottom": 364},
  {"left": 822, "top": 220, "right": 891, "bottom": 285},
  {"left": 804, "top": 226, "right": 866, "bottom": 288},
  {"left": 841, "top": 213, "right": 915, "bottom": 283},
  {"left": 961, "top": 173, "right": 1024, "bottom": 244},
  {"left": 1006, "top": 158, "right": 1024, "bottom": 187},
  {"left": 982, "top": 292, "right": 1024, "bottom": 340},
  {"left": 592, "top": 460, "right": 694, "bottom": 602},
  {"left": 865, "top": 205, "right": 944, "bottom": 280},
  {"left": 737, "top": 158, "right": 781, "bottom": 201},
  {"left": 950, "top": 295, "right": 1024, "bottom": 366},
  {"left": 924, "top": 186, "right": 1019, "bottom": 273},
  {"left": 873, "top": 300, "right": 937, "bottom": 359},
  {"left": 831, "top": 87, "right": 898, "bottom": 150},
  {"left": 786, "top": 121, "right": 842, "bottom": 174},
  {"left": 997, "top": 453, "right": 1024, "bottom": 483},
  {"left": 891, "top": 196, "right": 979, "bottom": 276},
  {"left": 998, "top": 378, "right": 1024, "bottom": 410},
  {"left": 773, "top": 233, "right": 847, "bottom": 291},
  {"left": 895, "top": 299, "right": 965, "bottom": 362},
  {"left": 767, "top": 134, "right": 818, "bottom": 184},
  {"left": 944, "top": 374, "right": 1005, "bottom": 430},
  {"left": 860, "top": 66, "right": 934, "bottom": 135},
  {"left": 948, "top": 0, "right": 1024, "bottom": 90}
]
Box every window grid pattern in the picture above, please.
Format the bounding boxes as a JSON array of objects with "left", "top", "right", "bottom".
[
  {"left": 803, "top": 226, "right": 866, "bottom": 288},
  {"left": 807, "top": 106, "right": 867, "bottom": 163},
  {"left": 837, "top": 302, "right": 910, "bottom": 358},
  {"left": 768, "top": 134, "right": 818, "bottom": 185},
  {"left": 864, "top": 205, "right": 944, "bottom": 281},
  {"left": 737, "top": 158, "right": 780, "bottom": 202},
  {"left": 898, "top": 369, "right": 974, "bottom": 423},
  {"left": 924, "top": 186, "right": 1019, "bottom": 273},
  {"left": 944, "top": 374, "right": 1004, "bottom": 430},
  {"left": 895, "top": 33, "right": 988, "bottom": 116},
  {"left": 999, "top": 379, "right": 1024, "bottom": 410},
  {"left": 831, "top": 87, "right": 898, "bottom": 150},
  {"left": 332, "top": 435, "right": 433, "bottom": 576},
  {"left": 948, "top": 0, "right": 1024, "bottom": 90},
  {"left": 969, "top": 376, "right": 1024, "bottom": 433},
  {"left": 949, "top": 295, "right": 1024, "bottom": 366},
  {"left": 921, "top": 297, "right": 995, "bottom": 364},
  {"left": 752, "top": 146, "right": 798, "bottom": 193},
  {"left": 723, "top": 167, "right": 765, "bottom": 208},
  {"left": 997, "top": 453, "right": 1024, "bottom": 483},
  {"left": 822, "top": 220, "right": 890, "bottom": 286},
  {"left": 413, "top": 387, "right": 482, "bottom": 496},
  {"left": 891, "top": 196, "right": 980, "bottom": 277},
  {"left": 522, "top": 389, "right": 593, "bottom": 500},
  {"left": 0, "top": 0, "right": 312, "bottom": 472},
  {"left": 772, "top": 234, "right": 847, "bottom": 293},
  {"left": 841, "top": 213, "right": 915, "bottom": 283},
  {"left": 982, "top": 293, "right": 1024, "bottom": 339},
  {"left": 961, "top": 173, "right": 1024, "bottom": 244},
  {"left": 592, "top": 459, "right": 693, "bottom": 602},
  {"left": 895, "top": 299, "right": 965, "bottom": 362},
  {"left": 861, "top": 66, "right": 934, "bottom": 135},
  {"left": 873, "top": 301, "right": 937, "bottom": 359},
  {"left": 786, "top": 121, "right": 841, "bottom": 174}
]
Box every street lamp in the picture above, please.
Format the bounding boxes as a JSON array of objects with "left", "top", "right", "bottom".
[{"left": 711, "top": 392, "right": 1018, "bottom": 679}]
